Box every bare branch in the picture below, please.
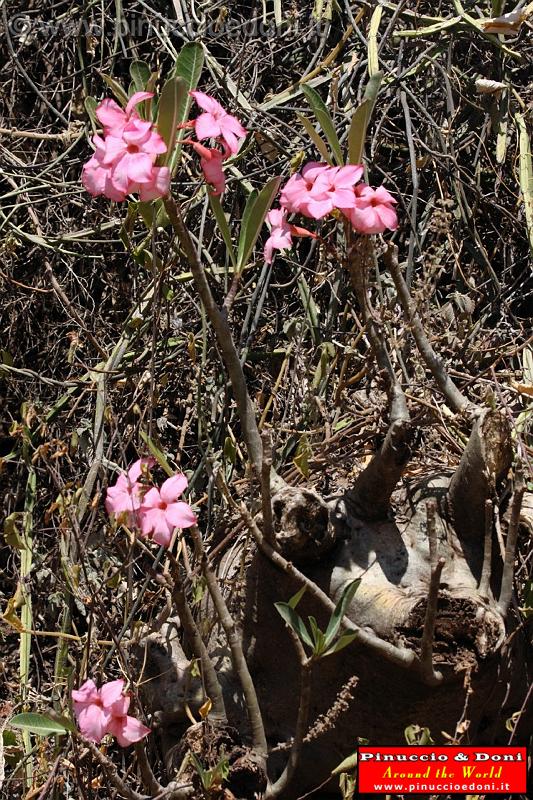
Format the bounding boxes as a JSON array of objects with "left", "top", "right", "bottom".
[
  {"left": 384, "top": 244, "right": 472, "bottom": 414},
  {"left": 479, "top": 500, "right": 494, "bottom": 600},
  {"left": 167, "top": 559, "right": 227, "bottom": 721},
  {"left": 420, "top": 557, "right": 446, "bottom": 681},
  {"left": 498, "top": 475, "right": 526, "bottom": 616},
  {"left": 188, "top": 525, "right": 268, "bottom": 755}
]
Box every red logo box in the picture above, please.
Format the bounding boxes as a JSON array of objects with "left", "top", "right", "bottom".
[{"left": 357, "top": 746, "right": 527, "bottom": 794}]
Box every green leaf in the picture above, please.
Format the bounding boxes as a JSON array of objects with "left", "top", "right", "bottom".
[
  {"left": 83, "top": 96, "right": 98, "bottom": 131},
  {"left": 308, "top": 615, "right": 326, "bottom": 655},
  {"left": 332, "top": 752, "right": 358, "bottom": 775},
  {"left": 324, "top": 579, "right": 361, "bottom": 648},
  {"left": 223, "top": 435, "right": 237, "bottom": 465},
  {"left": 10, "top": 713, "right": 72, "bottom": 737},
  {"left": 347, "top": 72, "right": 382, "bottom": 165},
  {"left": 139, "top": 431, "right": 174, "bottom": 477},
  {"left": 130, "top": 61, "right": 151, "bottom": 92},
  {"left": 301, "top": 85, "right": 343, "bottom": 166},
  {"left": 288, "top": 584, "right": 307, "bottom": 610},
  {"left": 167, "top": 42, "right": 205, "bottom": 171},
  {"left": 274, "top": 602, "right": 313, "bottom": 648},
  {"left": 157, "top": 76, "right": 188, "bottom": 165},
  {"left": 296, "top": 113, "right": 333, "bottom": 165},
  {"left": 237, "top": 176, "right": 281, "bottom": 271},
  {"left": 209, "top": 194, "right": 237, "bottom": 269},
  {"left": 293, "top": 433, "right": 312, "bottom": 478},
  {"left": 99, "top": 74, "right": 128, "bottom": 106},
  {"left": 517, "top": 112, "right": 533, "bottom": 257},
  {"left": 322, "top": 631, "right": 357, "bottom": 657},
  {"left": 367, "top": 5, "right": 383, "bottom": 77}
]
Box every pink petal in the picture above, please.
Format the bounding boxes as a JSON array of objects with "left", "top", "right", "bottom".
[
  {"left": 99, "top": 679, "right": 125, "bottom": 710},
  {"left": 140, "top": 487, "right": 162, "bottom": 510},
  {"left": 334, "top": 165, "right": 364, "bottom": 187},
  {"left": 77, "top": 705, "right": 110, "bottom": 743},
  {"left": 100, "top": 136, "right": 127, "bottom": 166},
  {"left": 72, "top": 679, "right": 99, "bottom": 706},
  {"left": 165, "top": 501, "right": 197, "bottom": 529},
  {"left": 138, "top": 166, "right": 170, "bottom": 201},
  {"left": 125, "top": 91, "right": 154, "bottom": 117},
  {"left": 139, "top": 507, "right": 171, "bottom": 539},
  {"left": 190, "top": 91, "right": 224, "bottom": 116},
  {"left": 151, "top": 528, "right": 173, "bottom": 549},
  {"left": 82, "top": 160, "right": 110, "bottom": 196},
  {"left": 160, "top": 474, "right": 188, "bottom": 504},
  {"left": 107, "top": 714, "right": 151, "bottom": 747},
  {"left": 128, "top": 458, "right": 154, "bottom": 483},
  {"left": 194, "top": 112, "right": 222, "bottom": 141},
  {"left": 373, "top": 185, "right": 397, "bottom": 205},
  {"left": 141, "top": 130, "right": 168, "bottom": 155},
  {"left": 375, "top": 204, "right": 398, "bottom": 231},
  {"left": 96, "top": 99, "right": 127, "bottom": 134},
  {"left": 122, "top": 118, "right": 152, "bottom": 146},
  {"left": 267, "top": 208, "right": 286, "bottom": 228},
  {"left": 305, "top": 197, "right": 334, "bottom": 219},
  {"left": 123, "top": 152, "right": 156, "bottom": 184},
  {"left": 301, "top": 162, "right": 329, "bottom": 181}
]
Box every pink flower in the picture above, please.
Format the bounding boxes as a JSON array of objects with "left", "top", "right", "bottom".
[
  {"left": 280, "top": 163, "right": 363, "bottom": 219},
  {"left": 190, "top": 91, "right": 247, "bottom": 155},
  {"left": 263, "top": 208, "right": 318, "bottom": 264},
  {"left": 343, "top": 184, "right": 398, "bottom": 234},
  {"left": 264, "top": 208, "right": 293, "bottom": 264},
  {"left": 82, "top": 92, "right": 170, "bottom": 202},
  {"left": 192, "top": 142, "right": 226, "bottom": 195},
  {"left": 139, "top": 473, "right": 197, "bottom": 548},
  {"left": 72, "top": 679, "right": 150, "bottom": 747},
  {"left": 105, "top": 458, "right": 154, "bottom": 521}
]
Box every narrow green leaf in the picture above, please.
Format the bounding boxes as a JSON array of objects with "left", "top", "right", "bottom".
[
  {"left": 347, "top": 72, "right": 382, "bottom": 165},
  {"left": 322, "top": 631, "right": 357, "bottom": 657},
  {"left": 130, "top": 61, "right": 151, "bottom": 92},
  {"left": 288, "top": 584, "right": 307, "bottom": 610},
  {"left": 274, "top": 602, "right": 313, "bottom": 648},
  {"left": 157, "top": 76, "right": 188, "bottom": 165},
  {"left": 83, "top": 96, "right": 98, "bottom": 131},
  {"left": 100, "top": 74, "right": 128, "bottom": 106},
  {"left": 237, "top": 176, "right": 281, "bottom": 271},
  {"left": 516, "top": 112, "right": 533, "bottom": 257},
  {"left": 296, "top": 113, "right": 333, "bottom": 164},
  {"left": 367, "top": 5, "right": 383, "bottom": 77},
  {"left": 332, "top": 752, "right": 358, "bottom": 775},
  {"left": 10, "top": 713, "right": 71, "bottom": 737},
  {"left": 293, "top": 433, "right": 312, "bottom": 478},
  {"left": 324, "top": 578, "right": 361, "bottom": 648},
  {"left": 139, "top": 430, "right": 174, "bottom": 477},
  {"left": 308, "top": 615, "right": 326, "bottom": 655},
  {"left": 209, "top": 194, "right": 237, "bottom": 269},
  {"left": 301, "top": 85, "right": 343, "bottom": 165},
  {"left": 168, "top": 42, "right": 205, "bottom": 171}
]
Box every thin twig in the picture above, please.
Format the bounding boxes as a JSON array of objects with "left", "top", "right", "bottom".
[
  {"left": 134, "top": 742, "right": 164, "bottom": 796},
  {"left": 420, "top": 557, "right": 446, "bottom": 681},
  {"left": 167, "top": 558, "right": 227, "bottom": 720},
  {"left": 72, "top": 732, "right": 149, "bottom": 800},
  {"left": 266, "top": 633, "right": 313, "bottom": 799},
  {"left": 188, "top": 524, "right": 268, "bottom": 755},
  {"left": 164, "top": 197, "right": 264, "bottom": 477},
  {"left": 426, "top": 501, "right": 438, "bottom": 568},
  {"left": 498, "top": 474, "right": 525, "bottom": 616},
  {"left": 260, "top": 429, "right": 275, "bottom": 546},
  {"left": 384, "top": 244, "right": 472, "bottom": 414},
  {"left": 479, "top": 499, "right": 494, "bottom": 600}
]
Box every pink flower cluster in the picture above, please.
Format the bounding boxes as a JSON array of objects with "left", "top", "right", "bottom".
[
  {"left": 82, "top": 92, "right": 170, "bottom": 202},
  {"left": 105, "top": 458, "right": 197, "bottom": 549},
  {"left": 265, "top": 161, "right": 398, "bottom": 262},
  {"left": 72, "top": 678, "right": 150, "bottom": 747},
  {"left": 188, "top": 91, "right": 247, "bottom": 195}
]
